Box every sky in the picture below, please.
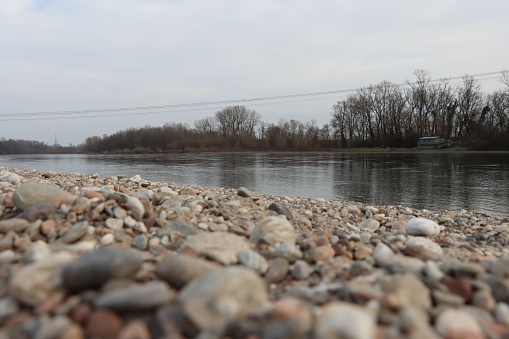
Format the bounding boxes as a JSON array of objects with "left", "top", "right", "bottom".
[{"left": 1, "top": 0, "right": 508, "bottom": 146}]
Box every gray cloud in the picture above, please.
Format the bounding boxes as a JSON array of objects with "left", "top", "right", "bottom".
[{"left": 1, "top": 0, "right": 508, "bottom": 145}]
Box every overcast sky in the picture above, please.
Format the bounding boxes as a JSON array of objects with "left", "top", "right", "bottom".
[{"left": 1, "top": 0, "right": 508, "bottom": 146}]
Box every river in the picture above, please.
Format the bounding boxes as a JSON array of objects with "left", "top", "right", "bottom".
[{"left": 1, "top": 152, "right": 508, "bottom": 217}]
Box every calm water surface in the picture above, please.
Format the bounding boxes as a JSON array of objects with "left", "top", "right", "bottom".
[{"left": 1, "top": 152, "right": 508, "bottom": 218}]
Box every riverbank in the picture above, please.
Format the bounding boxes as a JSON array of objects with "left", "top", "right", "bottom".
[{"left": 1, "top": 167, "right": 509, "bottom": 338}]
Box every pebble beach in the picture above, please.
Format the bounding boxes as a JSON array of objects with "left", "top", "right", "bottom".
[{"left": 1, "top": 167, "right": 509, "bottom": 338}]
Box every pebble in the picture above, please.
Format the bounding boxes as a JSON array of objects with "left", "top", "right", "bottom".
[
  {"left": 237, "top": 186, "right": 253, "bottom": 197},
  {"left": 250, "top": 215, "right": 296, "bottom": 246},
  {"left": 156, "top": 254, "right": 219, "bottom": 289},
  {"left": 181, "top": 231, "right": 249, "bottom": 265},
  {"left": 405, "top": 217, "right": 440, "bottom": 236},
  {"left": 0, "top": 218, "right": 29, "bottom": 233},
  {"left": 59, "top": 221, "right": 89, "bottom": 244},
  {"left": 178, "top": 266, "right": 268, "bottom": 329},
  {"left": 61, "top": 246, "right": 143, "bottom": 292},
  {"left": 315, "top": 302, "right": 375, "bottom": 339},
  {"left": 12, "top": 182, "right": 69, "bottom": 211},
  {"left": 10, "top": 251, "right": 76, "bottom": 306},
  {"left": 95, "top": 281, "right": 174, "bottom": 311},
  {"left": 2, "top": 167, "right": 509, "bottom": 338},
  {"left": 237, "top": 249, "right": 269, "bottom": 274}
]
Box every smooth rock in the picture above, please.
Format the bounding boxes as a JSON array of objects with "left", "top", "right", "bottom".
[
  {"left": 95, "top": 281, "right": 174, "bottom": 311},
  {"left": 59, "top": 221, "right": 89, "bottom": 244},
  {"left": 0, "top": 218, "right": 29, "bottom": 233},
  {"left": 291, "top": 260, "right": 313, "bottom": 280},
  {"left": 405, "top": 218, "right": 440, "bottom": 236},
  {"left": 127, "top": 196, "right": 145, "bottom": 221},
  {"left": 105, "top": 218, "right": 124, "bottom": 230},
  {"left": 237, "top": 187, "right": 253, "bottom": 198},
  {"left": 405, "top": 237, "right": 443, "bottom": 255},
  {"left": 0, "top": 171, "right": 22, "bottom": 185},
  {"left": 85, "top": 309, "right": 124, "bottom": 339},
  {"left": 132, "top": 234, "right": 148, "bottom": 250},
  {"left": 268, "top": 202, "right": 294, "bottom": 221},
  {"left": 265, "top": 257, "right": 290, "bottom": 284},
  {"left": 435, "top": 308, "right": 484, "bottom": 338},
  {"left": 181, "top": 232, "right": 249, "bottom": 265},
  {"left": 156, "top": 254, "right": 219, "bottom": 289},
  {"left": 118, "top": 320, "right": 151, "bottom": 339},
  {"left": 0, "top": 297, "right": 19, "bottom": 322},
  {"left": 315, "top": 302, "right": 375, "bottom": 339},
  {"left": 237, "top": 249, "right": 269, "bottom": 274},
  {"left": 495, "top": 302, "right": 509, "bottom": 326},
  {"left": 10, "top": 251, "right": 75, "bottom": 306},
  {"left": 359, "top": 219, "right": 380, "bottom": 232},
  {"left": 61, "top": 246, "right": 143, "bottom": 292},
  {"left": 276, "top": 242, "right": 303, "bottom": 262},
  {"left": 179, "top": 266, "right": 268, "bottom": 329},
  {"left": 12, "top": 182, "right": 65, "bottom": 211},
  {"left": 250, "top": 216, "right": 296, "bottom": 246}
]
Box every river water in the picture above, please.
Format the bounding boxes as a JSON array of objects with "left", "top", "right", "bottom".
[{"left": 1, "top": 152, "right": 508, "bottom": 217}]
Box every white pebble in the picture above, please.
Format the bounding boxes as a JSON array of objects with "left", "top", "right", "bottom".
[{"left": 405, "top": 218, "right": 440, "bottom": 236}]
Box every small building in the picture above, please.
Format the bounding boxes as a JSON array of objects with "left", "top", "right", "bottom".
[{"left": 418, "top": 136, "right": 447, "bottom": 149}]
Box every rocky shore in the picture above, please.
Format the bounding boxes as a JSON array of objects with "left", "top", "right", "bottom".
[{"left": 1, "top": 167, "right": 509, "bottom": 338}]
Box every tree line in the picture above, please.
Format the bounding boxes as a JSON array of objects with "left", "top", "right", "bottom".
[
  {"left": 0, "top": 138, "right": 78, "bottom": 155},
  {"left": 83, "top": 70, "right": 509, "bottom": 153},
  {"left": 4, "top": 69, "right": 508, "bottom": 154}
]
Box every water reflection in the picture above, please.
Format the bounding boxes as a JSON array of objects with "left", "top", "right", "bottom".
[{"left": 1, "top": 152, "right": 508, "bottom": 217}]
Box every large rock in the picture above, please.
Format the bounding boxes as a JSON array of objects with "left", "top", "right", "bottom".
[
  {"left": 10, "top": 252, "right": 76, "bottom": 306},
  {"left": 178, "top": 266, "right": 268, "bottom": 329},
  {"left": 12, "top": 182, "right": 68, "bottom": 211},
  {"left": 180, "top": 232, "right": 249, "bottom": 265},
  {"left": 61, "top": 246, "right": 143, "bottom": 292},
  {"left": 156, "top": 254, "right": 220, "bottom": 289},
  {"left": 250, "top": 216, "right": 296, "bottom": 246}
]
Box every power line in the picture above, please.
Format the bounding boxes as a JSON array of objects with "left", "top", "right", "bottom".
[{"left": 0, "top": 70, "right": 506, "bottom": 122}]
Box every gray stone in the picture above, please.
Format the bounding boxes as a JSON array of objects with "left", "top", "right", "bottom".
[
  {"left": 167, "top": 220, "right": 197, "bottom": 236},
  {"left": 237, "top": 249, "right": 269, "bottom": 274},
  {"left": 61, "top": 246, "right": 143, "bottom": 292},
  {"left": 18, "top": 202, "right": 58, "bottom": 222},
  {"left": 268, "top": 202, "right": 294, "bottom": 221},
  {"left": 156, "top": 254, "right": 220, "bottom": 289},
  {"left": 0, "top": 218, "right": 28, "bottom": 233},
  {"left": 181, "top": 232, "right": 249, "bottom": 265},
  {"left": 127, "top": 196, "right": 145, "bottom": 221},
  {"left": 132, "top": 234, "right": 148, "bottom": 250},
  {"left": 0, "top": 297, "right": 19, "bottom": 322},
  {"left": 495, "top": 302, "right": 509, "bottom": 326},
  {"left": 315, "top": 302, "right": 375, "bottom": 339},
  {"left": 405, "top": 218, "right": 440, "bottom": 236},
  {"left": 237, "top": 187, "right": 253, "bottom": 197},
  {"left": 95, "top": 281, "right": 174, "bottom": 311},
  {"left": 265, "top": 257, "right": 290, "bottom": 284},
  {"left": 105, "top": 218, "right": 124, "bottom": 230},
  {"left": 359, "top": 219, "right": 380, "bottom": 232},
  {"left": 12, "top": 182, "right": 65, "bottom": 211},
  {"left": 0, "top": 171, "right": 22, "bottom": 185},
  {"left": 250, "top": 216, "right": 296, "bottom": 246},
  {"left": 275, "top": 242, "right": 303, "bottom": 262},
  {"left": 179, "top": 266, "right": 268, "bottom": 330},
  {"left": 59, "top": 221, "right": 89, "bottom": 244},
  {"left": 291, "top": 260, "right": 313, "bottom": 280}
]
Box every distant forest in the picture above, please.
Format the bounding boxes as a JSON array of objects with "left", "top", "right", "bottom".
[
  {"left": 82, "top": 70, "right": 509, "bottom": 152},
  {"left": 3, "top": 69, "right": 509, "bottom": 154}
]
